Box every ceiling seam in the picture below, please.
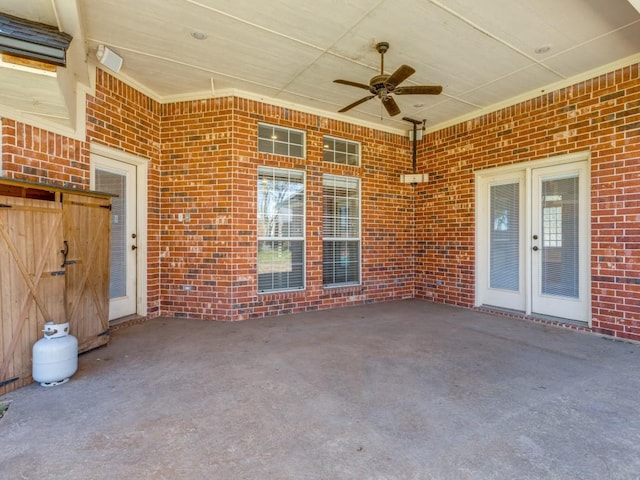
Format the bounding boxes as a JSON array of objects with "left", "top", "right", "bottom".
[
  {"left": 183, "top": 0, "right": 326, "bottom": 53},
  {"left": 536, "top": 18, "right": 640, "bottom": 63},
  {"left": 184, "top": 0, "right": 387, "bottom": 74},
  {"left": 427, "top": 0, "right": 565, "bottom": 79},
  {"left": 158, "top": 0, "right": 393, "bottom": 100},
  {"left": 275, "top": 0, "right": 387, "bottom": 95}
]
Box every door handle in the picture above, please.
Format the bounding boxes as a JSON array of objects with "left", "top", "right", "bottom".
[
  {"left": 131, "top": 244, "right": 138, "bottom": 251},
  {"left": 532, "top": 246, "right": 539, "bottom": 251},
  {"left": 60, "top": 240, "right": 69, "bottom": 268}
]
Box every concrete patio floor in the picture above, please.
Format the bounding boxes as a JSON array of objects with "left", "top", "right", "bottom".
[{"left": 2, "top": 299, "right": 640, "bottom": 480}]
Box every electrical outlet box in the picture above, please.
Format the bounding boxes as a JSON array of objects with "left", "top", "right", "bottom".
[{"left": 400, "top": 173, "right": 429, "bottom": 183}]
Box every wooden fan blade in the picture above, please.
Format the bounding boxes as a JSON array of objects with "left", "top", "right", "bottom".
[
  {"left": 385, "top": 65, "right": 415, "bottom": 89},
  {"left": 382, "top": 96, "right": 401, "bottom": 117},
  {"left": 395, "top": 85, "right": 443, "bottom": 95},
  {"left": 338, "top": 95, "right": 376, "bottom": 113},
  {"left": 334, "top": 79, "right": 371, "bottom": 90}
]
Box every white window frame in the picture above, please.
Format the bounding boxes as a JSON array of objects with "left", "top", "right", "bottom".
[
  {"left": 322, "top": 135, "right": 361, "bottom": 166},
  {"left": 258, "top": 123, "right": 306, "bottom": 159},
  {"left": 322, "top": 174, "right": 361, "bottom": 287},
  {"left": 257, "top": 166, "right": 306, "bottom": 293}
]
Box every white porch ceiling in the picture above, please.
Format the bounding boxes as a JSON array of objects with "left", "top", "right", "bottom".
[{"left": 1, "top": 0, "right": 640, "bottom": 133}]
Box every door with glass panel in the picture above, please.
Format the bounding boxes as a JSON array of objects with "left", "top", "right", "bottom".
[
  {"left": 478, "top": 171, "right": 526, "bottom": 311},
  {"left": 93, "top": 158, "right": 138, "bottom": 321},
  {"left": 477, "top": 160, "right": 589, "bottom": 322},
  {"left": 530, "top": 162, "right": 589, "bottom": 321}
]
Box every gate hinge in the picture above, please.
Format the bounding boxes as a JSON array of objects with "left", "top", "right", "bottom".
[
  {"left": 99, "top": 204, "right": 112, "bottom": 210},
  {"left": 0, "top": 204, "right": 12, "bottom": 208},
  {"left": 97, "top": 329, "right": 110, "bottom": 337},
  {"left": 0, "top": 376, "right": 19, "bottom": 387}
]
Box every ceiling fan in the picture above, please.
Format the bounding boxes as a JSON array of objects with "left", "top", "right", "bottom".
[{"left": 334, "top": 41, "right": 442, "bottom": 117}]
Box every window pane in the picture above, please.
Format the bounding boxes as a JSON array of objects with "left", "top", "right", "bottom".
[
  {"left": 95, "top": 169, "right": 126, "bottom": 298},
  {"left": 273, "top": 127, "right": 287, "bottom": 142},
  {"left": 258, "top": 240, "right": 304, "bottom": 292},
  {"left": 258, "top": 139, "right": 273, "bottom": 154},
  {"left": 490, "top": 182, "right": 519, "bottom": 291},
  {"left": 258, "top": 167, "right": 305, "bottom": 292},
  {"left": 541, "top": 176, "right": 579, "bottom": 298},
  {"left": 323, "top": 174, "right": 360, "bottom": 286},
  {"left": 324, "top": 138, "right": 335, "bottom": 150},
  {"left": 322, "top": 135, "right": 360, "bottom": 166},
  {"left": 289, "top": 131, "right": 303, "bottom": 146},
  {"left": 274, "top": 141, "right": 288, "bottom": 156},
  {"left": 258, "top": 124, "right": 305, "bottom": 158},
  {"left": 289, "top": 145, "right": 303, "bottom": 158},
  {"left": 258, "top": 124, "right": 273, "bottom": 140},
  {"left": 322, "top": 240, "right": 360, "bottom": 285}
]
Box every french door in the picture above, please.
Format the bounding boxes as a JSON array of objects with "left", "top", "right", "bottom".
[
  {"left": 477, "top": 156, "right": 590, "bottom": 323},
  {"left": 92, "top": 156, "right": 138, "bottom": 321}
]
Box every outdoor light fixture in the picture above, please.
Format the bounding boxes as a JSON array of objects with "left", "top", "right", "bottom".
[
  {"left": 96, "top": 44, "right": 123, "bottom": 73},
  {"left": 0, "top": 13, "right": 72, "bottom": 67}
]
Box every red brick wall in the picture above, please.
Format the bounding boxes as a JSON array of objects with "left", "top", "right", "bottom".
[
  {"left": 3, "top": 63, "right": 640, "bottom": 342},
  {"left": 159, "top": 97, "right": 236, "bottom": 319},
  {"left": 158, "top": 97, "right": 415, "bottom": 320},
  {"left": 1, "top": 119, "right": 89, "bottom": 188},
  {"left": 416, "top": 63, "right": 640, "bottom": 340}
]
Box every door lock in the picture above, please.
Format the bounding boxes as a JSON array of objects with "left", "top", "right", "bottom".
[{"left": 532, "top": 246, "right": 539, "bottom": 251}]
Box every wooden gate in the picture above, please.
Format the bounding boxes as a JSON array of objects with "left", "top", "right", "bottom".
[
  {"left": 62, "top": 193, "right": 111, "bottom": 353},
  {"left": 0, "top": 181, "right": 111, "bottom": 395},
  {"left": 0, "top": 194, "right": 66, "bottom": 393}
]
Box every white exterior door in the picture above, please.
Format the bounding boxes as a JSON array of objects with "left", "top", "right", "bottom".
[
  {"left": 530, "top": 162, "right": 590, "bottom": 321},
  {"left": 477, "top": 171, "right": 526, "bottom": 311},
  {"left": 92, "top": 156, "right": 138, "bottom": 321},
  {"left": 476, "top": 154, "right": 590, "bottom": 323}
]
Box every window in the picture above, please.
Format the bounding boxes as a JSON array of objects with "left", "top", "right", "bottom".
[
  {"left": 258, "top": 123, "right": 305, "bottom": 158},
  {"left": 323, "top": 175, "right": 360, "bottom": 286},
  {"left": 257, "top": 167, "right": 305, "bottom": 292},
  {"left": 322, "top": 136, "right": 360, "bottom": 166},
  {"left": 543, "top": 195, "right": 563, "bottom": 248}
]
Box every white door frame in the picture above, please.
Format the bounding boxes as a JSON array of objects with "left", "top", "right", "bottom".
[
  {"left": 475, "top": 151, "right": 591, "bottom": 325},
  {"left": 90, "top": 143, "right": 148, "bottom": 318}
]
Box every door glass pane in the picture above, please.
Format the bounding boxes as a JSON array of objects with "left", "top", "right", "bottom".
[
  {"left": 490, "top": 182, "right": 519, "bottom": 291},
  {"left": 96, "top": 169, "right": 126, "bottom": 298},
  {"left": 541, "top": 176, "right": 579, "bottom": 298}
]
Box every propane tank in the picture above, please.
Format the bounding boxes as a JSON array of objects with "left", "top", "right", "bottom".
[{"left": 32, "top": 322, "right": 78, "bottom": 387}]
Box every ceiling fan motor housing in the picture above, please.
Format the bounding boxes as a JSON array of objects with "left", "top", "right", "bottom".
[{"left": 370, "top": 74, "right": 390, "bottom": 93}]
